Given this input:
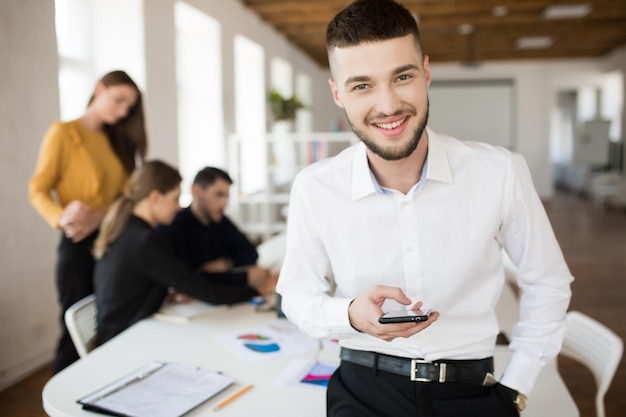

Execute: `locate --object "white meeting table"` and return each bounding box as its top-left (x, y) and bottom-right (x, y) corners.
top-left (43, 303), bottom-right (578, 417)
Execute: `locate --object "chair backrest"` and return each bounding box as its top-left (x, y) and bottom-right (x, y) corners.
top-left (64, 294), bottom-right (98, 358)
top-left (560, 310), bottom-right (623, 417)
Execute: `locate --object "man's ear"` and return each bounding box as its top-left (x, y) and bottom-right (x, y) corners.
top-left (423, 54), bottom-right (431, 88)
top-left (328, 78), bottom-right (344, 108)
top-left (191, 183), bottom-right (203, 199)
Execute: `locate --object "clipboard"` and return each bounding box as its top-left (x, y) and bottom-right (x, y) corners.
top-left (77, 361), bottom-right (234, 417)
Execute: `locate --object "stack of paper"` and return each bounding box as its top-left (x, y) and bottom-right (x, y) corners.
top-left (153, 300), bottom-right (219, 323)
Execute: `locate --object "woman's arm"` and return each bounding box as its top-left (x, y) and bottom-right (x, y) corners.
top-left (59, 200), bottom-right (105, 242)
top-left (28, 123), bottom-right (67, 229)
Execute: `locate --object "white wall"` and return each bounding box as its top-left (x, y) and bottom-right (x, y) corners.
top-left (143, 0), bottom-right (179, 165)
top-left (0, 0), bottom-right (61, 389)
top-left (429, 55), bottom-right (625, 197)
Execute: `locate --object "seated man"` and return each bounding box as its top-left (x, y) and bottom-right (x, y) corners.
top-left (159, 167), bottom-right (264, 286)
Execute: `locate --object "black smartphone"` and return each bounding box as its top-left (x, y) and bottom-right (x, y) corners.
top-left (378, 308), bottom-right (432, 324)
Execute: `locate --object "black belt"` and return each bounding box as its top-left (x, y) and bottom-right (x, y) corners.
top-left (340, 347), bottom-right (496, 386)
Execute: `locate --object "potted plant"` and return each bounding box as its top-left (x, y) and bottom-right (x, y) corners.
top-left (267, 89), bottom-right (306, 122)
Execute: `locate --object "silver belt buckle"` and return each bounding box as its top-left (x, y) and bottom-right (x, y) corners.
top-left (410, 359), bottom-right (446, 382)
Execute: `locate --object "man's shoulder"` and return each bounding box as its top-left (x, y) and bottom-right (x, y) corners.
top-left (171, 207), bottom-right (197, 227)
top-left (295, 142), bottom-right (359, 183)
top-left (435, 132), bottom-right (515, 167)
top-left (156, 208), bottom-right (194, 238)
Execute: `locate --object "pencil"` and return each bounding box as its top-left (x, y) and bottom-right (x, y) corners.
top-left (213, 384), bottom-right (254, 411)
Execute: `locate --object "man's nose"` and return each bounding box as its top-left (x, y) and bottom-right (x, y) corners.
top-left (374, 86), bottom-right (402, 116)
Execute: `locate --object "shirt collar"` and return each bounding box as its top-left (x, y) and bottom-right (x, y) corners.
top-left (351, 127), bottom-right (453, 201)
top-left (425, 127), bottom-right (454, 184)
top-left (351, 143), bottom-right (375, 200)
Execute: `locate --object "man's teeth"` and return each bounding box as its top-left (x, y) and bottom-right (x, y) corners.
top-left (375, 117), bottom-right (406, 129)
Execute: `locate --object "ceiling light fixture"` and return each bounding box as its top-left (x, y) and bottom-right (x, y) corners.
top-left (542, 4), bottom-right (592, 19)
top-left (515, 36), bottom-right (554, 50)
top-left (457, 23), bottom-right (474, 36)
top-left (492, 5), bottom-right (509, 17)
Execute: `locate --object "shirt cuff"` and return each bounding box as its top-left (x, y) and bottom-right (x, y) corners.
top-left (325, 297), bottom-right (360, 335)
top-left (499, 350), bottom-right (544, 395)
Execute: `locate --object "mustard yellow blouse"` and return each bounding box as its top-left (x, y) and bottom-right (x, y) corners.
top-left (29, 120), bottom-right (127, 229)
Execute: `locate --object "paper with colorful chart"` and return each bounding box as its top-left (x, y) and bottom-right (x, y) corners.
top-left (273, 359), bottom-right (339, 390)
top-left (216, 320), bottom-right (319, 362)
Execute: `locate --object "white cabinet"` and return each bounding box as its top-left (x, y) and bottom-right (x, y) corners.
top-left (228, 131), bottom-right (357, 241)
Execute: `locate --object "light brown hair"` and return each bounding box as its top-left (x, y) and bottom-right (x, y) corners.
top-left (93, 160), bottom-right (181, 258)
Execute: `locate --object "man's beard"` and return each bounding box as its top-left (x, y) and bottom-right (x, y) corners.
top-left (197, 201), bottom-right (216, 224)
top-left (347, 101), bottom-right (429, 161)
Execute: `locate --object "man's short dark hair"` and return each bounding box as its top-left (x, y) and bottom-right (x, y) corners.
top-left (193, 167), bottom-right (232, 188)
top-left (326, 0), bottom-right (422, 53)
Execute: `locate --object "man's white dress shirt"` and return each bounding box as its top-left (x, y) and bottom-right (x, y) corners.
top-left (277, 127), bottom-right (573, 395)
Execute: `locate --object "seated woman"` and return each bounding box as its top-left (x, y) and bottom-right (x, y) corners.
top-left (92, 160), bottom-right (276, 345)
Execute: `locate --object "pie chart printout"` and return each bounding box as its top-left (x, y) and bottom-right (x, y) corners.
top-left (238, 333), bottom-right (281, 353)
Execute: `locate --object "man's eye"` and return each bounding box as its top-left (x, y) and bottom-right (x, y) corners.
top-left (353, 84), bottom-right (368, 91)
top-left (397, 74), bottom-right (411, 81)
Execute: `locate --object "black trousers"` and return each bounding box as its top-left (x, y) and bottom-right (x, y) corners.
top-left (52, 231), bottom-right (97, 374)
top-left (327, 361), bottom-right (520, 417)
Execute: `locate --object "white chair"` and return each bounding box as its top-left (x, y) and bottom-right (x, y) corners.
top-left (609, 177), bottom-right (626, 210)
top-left (589, 172), bottom-right (621, 210)
top-left (560, 311), bottom-right (623, 417)
top-left (256, 232), bottom-right (286, 271)
top-left (64, 294), bottom-right (98, 358)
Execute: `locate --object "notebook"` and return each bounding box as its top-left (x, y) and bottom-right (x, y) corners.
top-left (77, 361), bottom-right (234, 417)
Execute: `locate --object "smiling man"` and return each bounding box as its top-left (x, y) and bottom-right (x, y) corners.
top-left (276, 1), bottom-right (573, 416)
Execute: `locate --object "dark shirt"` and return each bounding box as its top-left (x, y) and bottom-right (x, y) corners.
top-left (94, 215), bottom-right (257, 346)
top-left (158, 207), bottom-right (258, 285)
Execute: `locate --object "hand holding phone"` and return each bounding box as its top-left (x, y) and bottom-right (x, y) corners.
top-left (378, 308), bottom-right (433, 324)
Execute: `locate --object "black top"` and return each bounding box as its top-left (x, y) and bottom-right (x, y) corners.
top-left (158, 207), bottom-right (258, 285)
top-left (94, 215), bottom-right (257, 346)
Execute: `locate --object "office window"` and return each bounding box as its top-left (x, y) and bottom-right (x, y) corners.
top-left (577, 87), bottom-right (597, 123)
top-left (295, 73), bottom-right (313, 133)
top-left (601, 71), bottom-right (623, 142)
top-left (55, 0), bottom-right (145, 120)
top-left (234, 35), bottom-right (266, 194)
top-left (269, 57), bottom-right (295, 185)
top-left (55, 0), bottom-right (94, 120)
top-left (551, 91), bottom-right (576, 164)
top-left (270, 57), bottom-right (293, 98)
top-left (91, 0), bottom-right (145, 88)
top-left (175, 2), bottom-right (223, 205)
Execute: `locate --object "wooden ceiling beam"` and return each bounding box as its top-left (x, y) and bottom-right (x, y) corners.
top-left (241, 0), bottom-right (626, 67)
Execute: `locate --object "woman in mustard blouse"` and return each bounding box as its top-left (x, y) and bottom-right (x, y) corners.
top-left (29, 70), bottom-right (147, 373)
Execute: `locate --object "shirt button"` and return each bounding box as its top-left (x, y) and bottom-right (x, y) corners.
top-left (405, 246), bottom-right (414, 252)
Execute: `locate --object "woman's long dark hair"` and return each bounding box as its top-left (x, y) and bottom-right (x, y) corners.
top-left (89, 70), bottom-right (148, 174)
